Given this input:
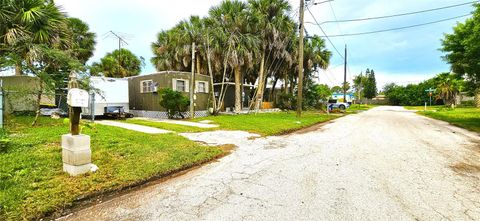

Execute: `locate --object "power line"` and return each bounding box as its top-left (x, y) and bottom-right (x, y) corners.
top-left (318, 1), bottom-right (478, 25)
top-left (306, 6), bottom-right (345, 60)
top-left (326, 1), bottom-right (354, 83)
top-left (318, 14), bottom-right (471, 38)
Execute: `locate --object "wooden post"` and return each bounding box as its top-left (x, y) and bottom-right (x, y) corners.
top-left (68, 72), bottom-right (81, 135)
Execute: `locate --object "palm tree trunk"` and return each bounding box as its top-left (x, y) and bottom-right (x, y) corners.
top-left (255, 50), bottom-right (266, 111)
top-left (204, 40), bottom-right (217, 114)
top-left (196, 55), bottom-right (201, 75)
top-left (234, 67), bottom-right (242, 112)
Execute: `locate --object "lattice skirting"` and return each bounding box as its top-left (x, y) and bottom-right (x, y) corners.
top-left (130, 110), bottom-right (209, 119)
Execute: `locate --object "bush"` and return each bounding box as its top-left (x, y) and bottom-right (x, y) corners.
top-left (158, 88), bottom-right (190, 119)
top-left (276, 92), bottom-right (296, 111)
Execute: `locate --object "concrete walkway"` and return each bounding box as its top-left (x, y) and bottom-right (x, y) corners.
top-left (136, 117), bottom-right (219, 129)
top-left (96, 120), bottom-right (172, 134)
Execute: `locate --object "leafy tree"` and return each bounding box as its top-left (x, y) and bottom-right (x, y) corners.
top-left (353, 72), bottom-right (367, 102)
top-left (363, 69), bottom-right (377, 100)
top-left (90, 49), bottom-right (144, 78)
top-left (158, 88), bottom-right (190, 119)
top-left (331, 86), bottom-right (342, 94)
top-left (315, 84), bottom-right (332, 102)
top-left (441, 3), bottom-right (480, 106)
top-left (382, 74), bottom-right (460, 106)
top-left (342, 81), bottom-right (351, 93)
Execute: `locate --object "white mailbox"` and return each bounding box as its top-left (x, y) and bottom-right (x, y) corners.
top-left (67, 88), bottom-right (89, 107)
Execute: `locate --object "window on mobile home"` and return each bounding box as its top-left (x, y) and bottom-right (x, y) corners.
top-left (141, 80), bottom-right (154, 93)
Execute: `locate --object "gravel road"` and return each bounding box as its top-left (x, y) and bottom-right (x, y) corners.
top-left (61, 106), bottom-right (480, 221)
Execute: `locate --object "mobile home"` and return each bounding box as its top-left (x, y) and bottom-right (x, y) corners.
top-left (82, 77), bottom-right (129, 116)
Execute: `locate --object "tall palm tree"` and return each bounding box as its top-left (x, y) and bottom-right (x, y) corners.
top-left (209, 0), bottom-right (260, 112)
top-left (249, 0), bottom-right (292, 109)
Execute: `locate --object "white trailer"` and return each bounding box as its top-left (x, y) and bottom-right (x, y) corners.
top-left (82, 77), bottom-right (130, 116)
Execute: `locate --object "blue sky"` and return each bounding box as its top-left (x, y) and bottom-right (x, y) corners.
top-left (54, 0), bottom-right (475, 88)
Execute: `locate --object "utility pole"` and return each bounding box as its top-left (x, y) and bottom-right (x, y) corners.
top-left (297, 0), bottom-right (305, 118)
top-left (190, 42), bottom-right (196, 119)
top-left (343, 44), bottom-right (347, 103)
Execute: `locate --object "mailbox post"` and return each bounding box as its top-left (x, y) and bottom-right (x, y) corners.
top-left (62, 72), bottom-right (93, 176)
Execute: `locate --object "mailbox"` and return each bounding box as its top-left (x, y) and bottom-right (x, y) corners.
top-left (67, 88), bottom-right (89, 107)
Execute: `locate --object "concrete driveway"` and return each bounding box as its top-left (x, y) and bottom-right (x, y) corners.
top-left (61, 106), bottom-right (480, 221)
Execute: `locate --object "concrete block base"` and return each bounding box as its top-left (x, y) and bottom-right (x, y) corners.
top-left (62, 134), bottom-right (92, 176)
top-left (63, 163), bottom-right (92, 176)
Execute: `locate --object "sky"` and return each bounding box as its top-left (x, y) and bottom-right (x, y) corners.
top-left (53, 0), bottom-right (475, 89)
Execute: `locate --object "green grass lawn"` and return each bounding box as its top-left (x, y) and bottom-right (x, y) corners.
top-left (405, 106), bottom-right (480, 133)
top-left (126, 119), bottom-right (212, 133)
top-left (0, 116), bottom-right (223, 221)
top-left (191, 111), bottom-right (340, 136)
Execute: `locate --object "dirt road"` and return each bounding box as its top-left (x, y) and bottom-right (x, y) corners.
top-left (61, 106), bottom-right (480, 220)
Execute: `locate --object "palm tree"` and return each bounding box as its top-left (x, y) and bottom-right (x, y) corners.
top-left (209, 0), bottom-right (260, 112)
top-left (0, 0), bottom-right (69, 75)
top-left (435, 73), bottom-right (464, 107)
top-left (66, 17), bottom-right (96, 64)
top-left (248, 0), bottom-right (292, 109)
top-left (90, 49), bottom-right (143, 78)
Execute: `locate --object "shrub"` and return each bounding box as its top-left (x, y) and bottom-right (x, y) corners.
top-left (276, 92), bottom-right (296, 111)
top-left (158, 88), bottom-right (190, 119)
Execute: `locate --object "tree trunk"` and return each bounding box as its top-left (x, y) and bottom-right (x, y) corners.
top-left (254, 50), bottom-right (266, 111)
top-left (31, 83), bottom-right (43, 126)
top-left (15, 64), bottom-right (22, 76)
top-left (204, 41), bottom-right (217, 115)
top-left (196, 55), bottom-right (201, 75)
top-left (475, 89), bottom-right (480, 107)
top-left (289, 76), bottom-right (295, 94)
top-left (234, 67), bottom-right (242, 112)
top-left (269, 78), bottom-right (278, 102)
